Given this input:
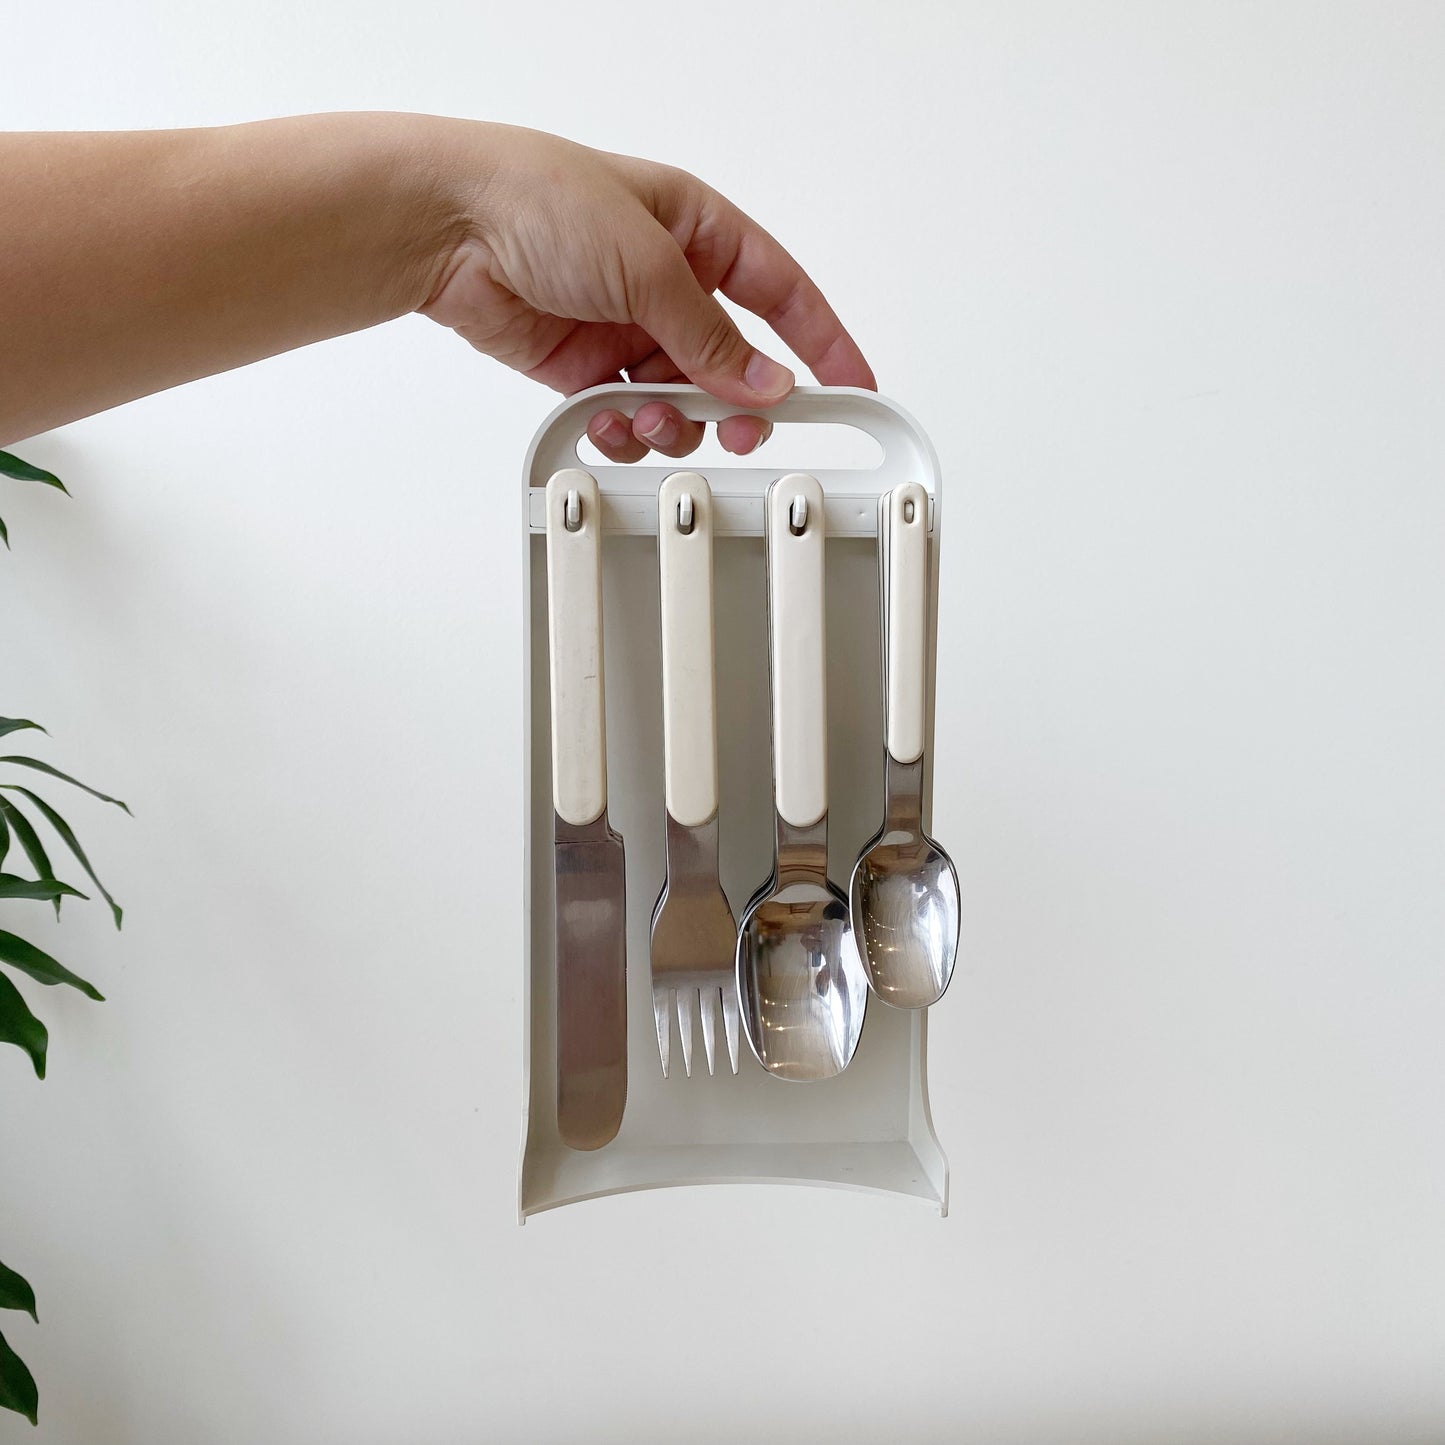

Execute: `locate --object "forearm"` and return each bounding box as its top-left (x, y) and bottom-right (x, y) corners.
top-left (0, 113), bottom-right (468, 446)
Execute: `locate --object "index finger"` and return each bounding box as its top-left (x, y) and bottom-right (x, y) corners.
top-left (681, 189), bottom-right (877, 392)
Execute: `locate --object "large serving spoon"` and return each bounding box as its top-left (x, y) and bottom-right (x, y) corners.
top-left (849, 481), bottom-right (960, 1009)
top-left (736, 475), bottom-right (869, 1081)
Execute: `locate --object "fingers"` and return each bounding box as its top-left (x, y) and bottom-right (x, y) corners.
top-left (586, 403), bottom-right (773, 462)
top-left (587, 408), bottom-right (648, 463)
top-left (631, 227), bottom-right (796, 409)
top-left (724, 226), bottom-right (876, 390)
top-left (629, 401), bottom-right (705, 457)
top-left (557, 329), bottom-right (773, 461)
top-left (717, 414), bottom-right (772, 454)
top-left (657, 182), bottom-right (877, 392)
top-left (589, 342), bottom-right (770, 460)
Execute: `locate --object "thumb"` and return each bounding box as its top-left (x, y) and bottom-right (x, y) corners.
top-left (633, 236), bottom-right (794, 407)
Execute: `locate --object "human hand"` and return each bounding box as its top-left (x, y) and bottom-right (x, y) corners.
top-left (418, 123), bottom-right (875, 461)
top-left (0, 114), bottom-right (871, 450)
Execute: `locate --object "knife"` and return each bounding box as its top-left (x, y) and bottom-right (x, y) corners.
top-left (545, 468), bottom-right (627, 1151)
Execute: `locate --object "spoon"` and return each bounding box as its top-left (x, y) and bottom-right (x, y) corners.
top-left (737, 475), bottom-right (868, 1081)
top-left (849, 482), bottom-right (960, 1009)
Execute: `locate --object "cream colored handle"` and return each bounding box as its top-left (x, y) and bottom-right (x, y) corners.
top-left (657, 473), bottom-right (718, 828)
top-left (766, 473), bottom-right (828, 829)
top-left (884, 482), bottom-right (929, 764)
top-left (545, 469), bottom-right (607, 825)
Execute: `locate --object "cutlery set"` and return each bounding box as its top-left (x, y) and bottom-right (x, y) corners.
top-left (545, 459), bottom-right (960, 1153)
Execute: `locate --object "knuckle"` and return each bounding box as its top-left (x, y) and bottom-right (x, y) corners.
top-left (616, 234), bottom-right (675, 321)
top-left (692, 309), bottom-right (745, 374)
top-left (657, 163), bottom-right (701, 206)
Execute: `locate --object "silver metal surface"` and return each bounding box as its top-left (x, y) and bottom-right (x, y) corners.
top-left (736, 479), bottom-right (868, 1081)
top-left (848, 754), bottom-right (960, 1009)
top-left (848, 488), bottom-right (960, 1009)
top-left (649, 813), bottom-right (739, 1077)
top-left (736, 815), bottom-right (869, 1081)
top-left (553, 811), bottom-right (627, 1149)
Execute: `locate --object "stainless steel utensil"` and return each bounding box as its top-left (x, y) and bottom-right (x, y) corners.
top-left (546, 468), bottom-right (627, 1150)
top-left (649, 472), bottom-right (739, 1077)
top-left (849, 481), bottom-right (960, 1009)
top-left (736, 474), bottom-right (868, 1081)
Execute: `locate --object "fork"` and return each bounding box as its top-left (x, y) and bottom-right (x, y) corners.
top-left (648, 472), bottom-right (740, 1076)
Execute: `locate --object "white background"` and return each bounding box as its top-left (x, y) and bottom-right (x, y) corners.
top-left (3, 3), bottom-right (1444, 1441)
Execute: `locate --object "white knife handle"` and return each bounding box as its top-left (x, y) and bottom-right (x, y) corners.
top-left (884, 481), bottom-right (929, 764)
top-left (657, 472), bottom-right (718, 828)
top-left (766, 474), bottom-right (828, 829)
top-left (545, 469), bottom-right (607, 826)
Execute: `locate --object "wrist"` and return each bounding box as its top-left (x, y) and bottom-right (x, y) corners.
top-left (225, 112), bottom-right (485, 321)
top-left (369, 113), bottom-right (508, 314)
top-left (331, 112), bottom-right (483, 317)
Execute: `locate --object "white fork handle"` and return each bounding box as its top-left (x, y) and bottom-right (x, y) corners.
top-left (884, 481), bottom-right (929, 765)
top-left (546, 469), bottom-right (607, 826)
top-left (766, 473), bottom-right (828, 829)
top-left (657, 472), bottom-right (718, 828)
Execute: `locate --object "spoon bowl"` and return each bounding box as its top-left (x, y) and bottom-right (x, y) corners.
top-left (737, 827), bottom-right (869, 1081)
top-left (849, 756), bottom-right (960, 1009)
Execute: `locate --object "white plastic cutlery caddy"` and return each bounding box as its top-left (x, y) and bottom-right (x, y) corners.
top-left (520, 384), bottom-right (951, 1219)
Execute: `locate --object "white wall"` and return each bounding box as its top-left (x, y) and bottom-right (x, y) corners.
top-left (3, 3), bottom-right (1444, 1441)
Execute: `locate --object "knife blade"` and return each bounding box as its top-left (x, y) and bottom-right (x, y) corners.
top-left (545, 468), bottom-right (627, 1150)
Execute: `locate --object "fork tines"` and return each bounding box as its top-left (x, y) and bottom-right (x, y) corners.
top-left (652, 983), bottom-right (740, 1078)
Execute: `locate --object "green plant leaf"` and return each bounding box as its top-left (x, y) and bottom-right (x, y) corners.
top-left (0, 759), bottom-right (130, 814)
top-left (0, 800), bottom-right (59, 920)
top-left (0, 809), bottom-right (7, 871)
top-left (0, 1261), bottom-right (37, 1322)
top-left (0, 789), bottom-right (121, 929)
top-left (0, 515), bottom-right (8, 549)
top-left (0, 1323), bottom-right (38, 1425)
top-left (0, 722), bottom-right (47, 740)
top-left (0, 876), bottom-right (86, 902)
top-left (0, 449), bottom-right (67, 492)
top-left (0, 971), bottom-right (47, 1079)
top-left (0, 931), bottom-right (103, 1001)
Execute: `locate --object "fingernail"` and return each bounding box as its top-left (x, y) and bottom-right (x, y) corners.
top-left (744, 352), bottom-right (794, 398)
top-left (593, 414), bottom-right (626, 445)
top-left (721, 419), bottom-right (772, 455)
top-left (640, 416), bottom-right (677, 447)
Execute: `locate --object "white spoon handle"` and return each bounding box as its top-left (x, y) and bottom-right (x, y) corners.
top-left (884, 481), bottom-right (929, 765)
top-left (766, 473), bottom-right (828, 829)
